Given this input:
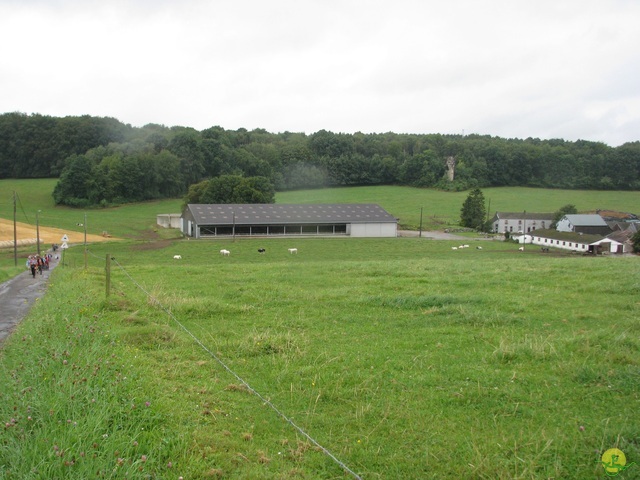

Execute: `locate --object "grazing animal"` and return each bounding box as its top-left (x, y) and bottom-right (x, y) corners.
top-left (173, 255), bottom-right (182, 260)
top-left (258, 248), bottom-right (266, 254)
top-left (518, 247), bottom-right (524, 251)
top-left (463, 245), bottom-right (469, 248)
top-left (451, 247), bottom-right (458, 250)
top-left (220, 249), bottom-right (231, 256)
top-left (288, 248), bottom-right (298, 254)
top-left (476, 246), bottom-right (482, 250)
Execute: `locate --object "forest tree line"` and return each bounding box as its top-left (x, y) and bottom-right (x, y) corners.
top-left (1, 112), bottom-right (639, 207)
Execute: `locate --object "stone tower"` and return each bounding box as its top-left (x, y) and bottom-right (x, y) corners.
top-left (446, 156), bottom-right (456, 182)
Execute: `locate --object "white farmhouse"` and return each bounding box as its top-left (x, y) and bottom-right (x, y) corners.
top-left (490, 212), bottom-right (554, 234)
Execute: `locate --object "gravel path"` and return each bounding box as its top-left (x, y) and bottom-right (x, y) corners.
top-left (0, 254), bottom-right (59, 345)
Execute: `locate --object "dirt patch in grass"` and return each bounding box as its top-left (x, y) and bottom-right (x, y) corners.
top-left (130, 238), bottom-right (177, 251)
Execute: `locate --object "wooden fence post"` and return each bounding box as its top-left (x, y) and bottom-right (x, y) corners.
top-left (106, 254), bottom-right (111, 298)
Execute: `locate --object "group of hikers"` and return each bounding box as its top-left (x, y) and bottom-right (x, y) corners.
top-left (26, 253), bottom-right (52, 278)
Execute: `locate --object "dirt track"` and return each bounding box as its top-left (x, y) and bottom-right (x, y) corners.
top-left (0, 218), bottom-right (116, 247)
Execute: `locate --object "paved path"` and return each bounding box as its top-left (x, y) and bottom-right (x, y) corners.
top-left (0, 255), bottom-right (59, 345)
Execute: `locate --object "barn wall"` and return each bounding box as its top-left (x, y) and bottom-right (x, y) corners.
top-left (350, 223), bottom-right (397, 237)
top-left (157, 214), bottom-right (182, 229)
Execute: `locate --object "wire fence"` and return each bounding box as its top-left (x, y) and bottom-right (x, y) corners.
top-left (86, 248), bottom-right (363, 480)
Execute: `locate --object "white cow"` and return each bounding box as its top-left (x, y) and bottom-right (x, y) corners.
top-left (288, 248), bottom-right (298, 254)
top-left (518, 247), bottom-right (524, 251)
top-left (476, 246), bottom-right (483, 250)
top-left (451, 247), bottom-right (458, 250)
top-left (220, 249), bottom-right (231, 256)
top-left (173, 255), bottom-right (182, 260)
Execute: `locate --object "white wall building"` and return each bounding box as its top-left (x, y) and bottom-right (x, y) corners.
top-left (180, 204), bottom-right (398, 239)
top-left (490, 212), bottom-right (554, 234)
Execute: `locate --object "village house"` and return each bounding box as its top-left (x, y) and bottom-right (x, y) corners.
top-left (490, 212), bottom-right (554, 234)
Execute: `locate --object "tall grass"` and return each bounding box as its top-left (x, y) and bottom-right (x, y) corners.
top-left (1, 237), bottom-right (638, 478)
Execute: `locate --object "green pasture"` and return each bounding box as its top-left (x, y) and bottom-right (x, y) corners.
top-left (276, 186), bottom-right (640, 230)
top-left (1, 236), bottom-right (638, 478)
top-left (1, 180), bottom-right (639, 239)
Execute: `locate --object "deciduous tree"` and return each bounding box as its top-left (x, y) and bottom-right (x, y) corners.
top-left (460, 188), bottom-right (486, 230)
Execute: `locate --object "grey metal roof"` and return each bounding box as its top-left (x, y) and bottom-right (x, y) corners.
top-left (563, 214), bottom-right (608, 226)
top-left (184, 204), bottom-right (398, 225)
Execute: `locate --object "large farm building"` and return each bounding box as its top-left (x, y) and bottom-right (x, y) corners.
top-left (180, 204), bottom-right (398, 238)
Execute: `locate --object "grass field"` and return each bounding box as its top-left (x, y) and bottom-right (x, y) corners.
top-left (1, 235), bottom-right (639, 478)
top-left (0, 180), bottom-right (639, 478)
top-left (1, 179), bottom-right (639, 237)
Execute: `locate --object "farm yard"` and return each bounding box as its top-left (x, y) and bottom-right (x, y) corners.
top-left (0, 180), bottom-right (639, 478)
top-left (1, 235), bottom-right (638, 479)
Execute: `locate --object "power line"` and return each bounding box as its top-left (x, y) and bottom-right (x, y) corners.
top-left (102, 253), bottom-right (363, 480)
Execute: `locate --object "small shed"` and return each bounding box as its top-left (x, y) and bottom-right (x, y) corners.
top-left (181, 203), bottom-right (398, 239)
top-left (156, 214), bottom-right (182, 229)
top-left (591, 230), bottom-right (634, 254)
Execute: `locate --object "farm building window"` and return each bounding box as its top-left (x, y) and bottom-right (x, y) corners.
top-left (269, 225), bottom-right (285, 235)
top-left (285, 225), bottom-right (303, 234)
top-left (302, 225), bottom-right (318, 234)
top-left (216, 226), bottom-right (233, 235)
top-left (200, 226), bottom-right (216, 235)
top-left (318, 225), bottom-right (335, 234)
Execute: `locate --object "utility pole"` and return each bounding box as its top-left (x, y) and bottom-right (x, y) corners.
top-left (77, 213), bottom-right (88, 268)
top-left (36, 210), bottom-right (41, 257)
top-left (523, 210), bottom-right (526, 251)
top-left (82, 213), bottom-right (87, 269)
top-left (13, 191), bottom-right (17, 267)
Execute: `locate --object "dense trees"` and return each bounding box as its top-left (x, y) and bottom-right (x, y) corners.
top-left (0, 113), bottom-right (130, 178)
top-left (183, 175), bottom-right (275, 205)
top-left (1, 113), bottom-right (639, 208)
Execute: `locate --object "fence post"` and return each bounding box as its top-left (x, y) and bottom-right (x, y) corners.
top-left (106, 254), bottom-right (111, 298)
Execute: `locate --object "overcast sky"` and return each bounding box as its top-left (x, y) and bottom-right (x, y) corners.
top-left (2, 0), bottom-right (639, 146)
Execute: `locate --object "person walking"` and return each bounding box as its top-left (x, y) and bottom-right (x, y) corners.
top-left (28, 255), bottom-right (37, 278)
